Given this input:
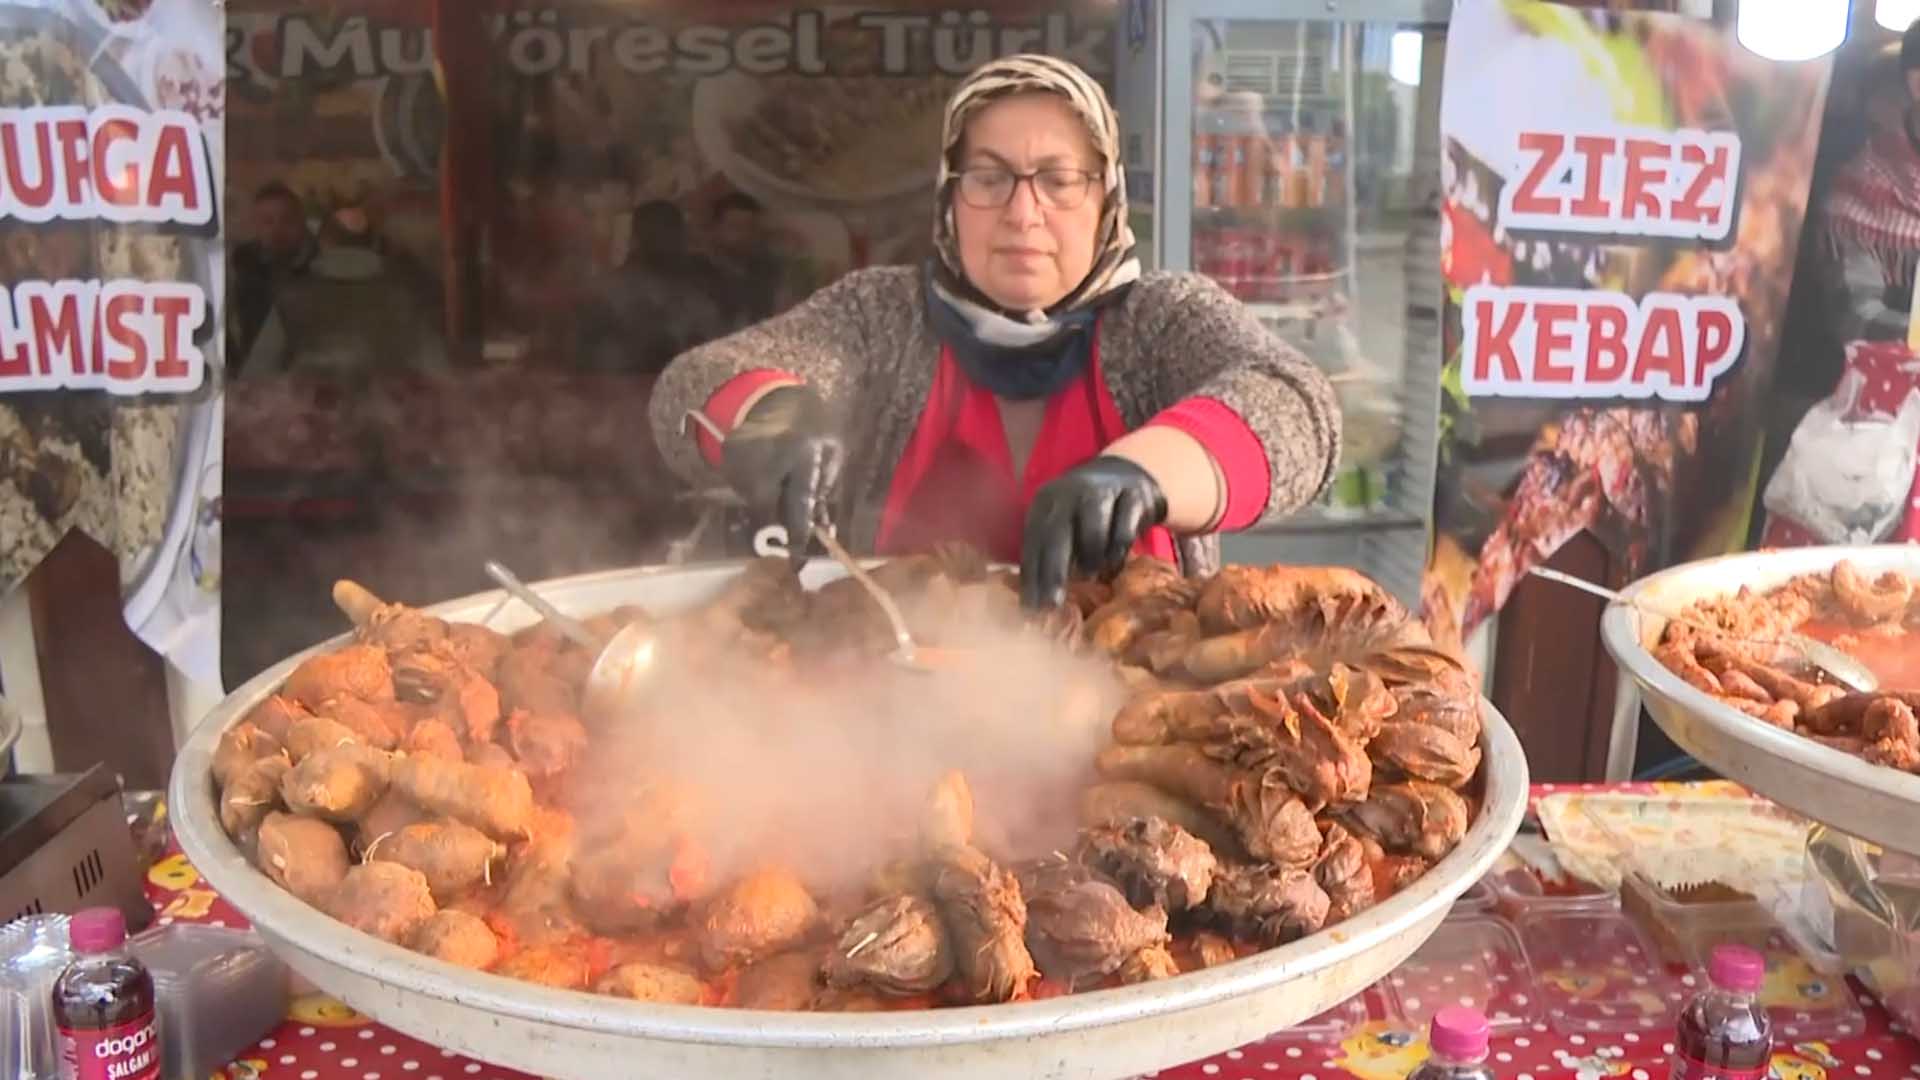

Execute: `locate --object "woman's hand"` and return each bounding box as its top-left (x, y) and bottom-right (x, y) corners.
top-left (720, 385), bottom-right (844, 566)
top-left (1020, 456), bottom-right (1167, 609)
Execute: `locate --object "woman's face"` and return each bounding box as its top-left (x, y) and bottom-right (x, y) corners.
top-left (953, 93), bottom-right (1105, 313)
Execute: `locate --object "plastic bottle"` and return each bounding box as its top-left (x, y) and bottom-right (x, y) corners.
top-left (1669, 945), bottom-right (1772, 1080)
top-left (1408, 1006), bottom-right (1496, 1080)
top-left (53, 907), bottom-right (161, 1080)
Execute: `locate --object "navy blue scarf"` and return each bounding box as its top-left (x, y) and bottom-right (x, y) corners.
top-left (922, 269), bottom-right (1112, 401)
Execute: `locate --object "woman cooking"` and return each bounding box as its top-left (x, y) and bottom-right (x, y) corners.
top-left (649, 55), bottom-right (1341, 608)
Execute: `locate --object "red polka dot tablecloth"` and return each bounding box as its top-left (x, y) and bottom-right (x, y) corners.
top-left (147, 783), bottom-right (1920, 1080)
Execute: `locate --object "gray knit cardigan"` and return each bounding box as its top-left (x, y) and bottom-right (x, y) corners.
top-left (647, 266), bottom-right (1342, 572)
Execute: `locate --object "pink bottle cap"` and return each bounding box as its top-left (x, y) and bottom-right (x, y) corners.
top-left (68, 907), bottom-right (128, 954)
top-left (1430, 1005), bottom-right (1491, 1060)
top-left (1708, 945), bottom-right (1766, 992)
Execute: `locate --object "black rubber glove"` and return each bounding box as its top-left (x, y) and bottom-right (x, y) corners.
top-left (719, 384), bottom-right (843, 567)
top-left (1020, 456), bottom-right (1168, 610)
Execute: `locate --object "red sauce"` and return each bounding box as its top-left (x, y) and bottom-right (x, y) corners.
top-left (1797, 619), bottom-right (1920, 689)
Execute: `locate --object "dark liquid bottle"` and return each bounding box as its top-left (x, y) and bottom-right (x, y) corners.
top-left (52, 907), bottom-right (161, 1080)
top-left (1670, 945), bottom-right (1771, 1080)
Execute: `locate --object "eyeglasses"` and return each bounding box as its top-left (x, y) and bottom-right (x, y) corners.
top-left (954, 167), bottom-right (1100, 211)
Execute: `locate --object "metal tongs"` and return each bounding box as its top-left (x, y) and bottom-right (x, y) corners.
top-left (482, 560), bottom-right (663, 721)
top-left (1528, 566), bottom-right (1879, 694)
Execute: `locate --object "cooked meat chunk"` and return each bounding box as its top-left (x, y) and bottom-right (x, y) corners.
top-left (736, 950), bottom-right (824, 1011)
top-left (284, 644), bottom-right (393, 708)
top-left (1312, 822), bottom-right (1375, 921)
top-left (825, 894), bottom-right (952, 996)
top-left (1204, 862), bottom-right (1331, 947)
top-left (323, 862), bottom-right (436, 945)
top-left (507, 710), bottom-right (588, 779)
top-left (1077, 816), bottom-right (1217, 912)
top-left (1337, 782), bottom-right (1470, 861)
top-left (594, 962), bottom-right (705, 1004)
top-left (409, 910), bottom-right (499, 970)
top-left (1022, 873), bottom-right (1170, 988)
top-left (256, 811), bottom-right (348, 906)
top-left (695, 868), bottom-right (820, 970)
top-left (927, 845), bottom-right (1036, 1003)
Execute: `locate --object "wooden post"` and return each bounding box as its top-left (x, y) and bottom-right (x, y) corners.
top-left (434, 0), bottom-right (495, 366)
top-left (25, 530), bottom-right (174, 792)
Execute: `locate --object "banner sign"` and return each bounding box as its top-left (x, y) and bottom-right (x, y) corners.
top-left (1423, 0), bottom-right (1830, 639)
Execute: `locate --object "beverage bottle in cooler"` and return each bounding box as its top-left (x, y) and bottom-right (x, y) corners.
top-left (1407, 1006), bottom-right (1496, 1080)
top-left (1194, 120), bottom-right (1216, 209)
top-left (1271, 121), bottom-right (1299, 208)
top-left (53, 907), bottom-right (161, 1080)
top-left (1669, 945), bottom-right (1772, 1080)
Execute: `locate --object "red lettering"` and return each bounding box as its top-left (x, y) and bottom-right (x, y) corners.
top-left (1532, 302), bottom-right (1578, 383)
top-left (1510, 132), bottom-right (1565, 216)
top-left (102, 293), bottom-right (146, 382)
top-left (1632, 306), bottom-right (1687, 388)
top-left (1674, 142), bottom-right (1730, 226)
top-left (91, 117), bottom-right (139, 207)
top-left (1693, 306), bottom-right (1737, 385)
top-left (146, 124), bottom-right (199, 215)
top-left (27, 290), bottom-right (84, 376)
top-left (1586, 305), bottom-right (1631, 382)
top-left (1472, 298), bottom-right (1527, 384)
top-left (0, 120), bottom-right (54, 210)
top-left (1568, 135), bottom-right (1614, 219)
top-left (152, 293), bottom-right (195, 380)
top-left (1621, 138), bottom-right (1668, 223)
top-left (53, 118), bottom-right (88, 206)
top-left (0, 314), bottom-right (26, 379)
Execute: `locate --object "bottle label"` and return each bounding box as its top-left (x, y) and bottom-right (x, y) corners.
top-left (1669, 1054), bottom-right (1768, 1080)
top-left (58, 1014), bottom-right (162, 1080)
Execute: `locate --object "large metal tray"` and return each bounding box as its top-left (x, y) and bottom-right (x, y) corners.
top-left (170, 560), bottom-right (1529, 1080)
top-left (1602, 544), bottom-right (1920, 856)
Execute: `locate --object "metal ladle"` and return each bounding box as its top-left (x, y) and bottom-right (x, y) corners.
top-left (482, 560), bottom-right (665, 721)
top-left (1528, 566), bottom-right (1879, 694)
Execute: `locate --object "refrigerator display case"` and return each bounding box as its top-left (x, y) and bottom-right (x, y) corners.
top-left (1116, 0), bottom-right (1450, 605)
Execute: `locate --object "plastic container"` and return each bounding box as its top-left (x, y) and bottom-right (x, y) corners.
top-left (1382, 915), bottom-right (1539, 1034)
top-left (1620, 873), bottom-right (1775, 967)
top-left (1671, 945), bottom-right (1772, 1080)
top-left (133, 924), bottom-right (291, 1080)
top-left (1259, 992), bottom-right (1370, 1046)
top-left (1515, 909), bottom-right (1684, 1035)
top-left (1486, 853), bottom-right (1619, 916)
top-left (1452, 876), bottom-right (1498, 915)
top-left (0, 917), bottom-right (287, 1080)
top-left (1731, 931), bottom-right (1863, 1041)
top-left (1407, 1006), bottom-right (1497, 1080)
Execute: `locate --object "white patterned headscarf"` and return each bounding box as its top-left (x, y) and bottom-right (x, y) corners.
top-left (931, 54), bottom-right (1141, 326)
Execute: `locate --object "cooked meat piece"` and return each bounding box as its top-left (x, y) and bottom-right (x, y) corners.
top-left (390, 648), bottom-right (504, 743)
top-left (1337, 782), bottom-right (1470, 861)
top-left (1392, 686), bottom-right (1482, 745)
top-left (921, 769), bottom-right (976, 852)
top-left (256, 811), bottom-right (348, 906)
top-left (1833, 559), bottom-right (1913, 623)
top-left (1204, 862), bottom-right (1330, 946)
top-left (1118, 944), bottom-right (1181, 983)
top-left (696, 868), bottom-right (820, 970)
top-left (1312, 822), bottom-right (1375, 920)
top-left (494, 943), bottom-right (593, 991)
top-left (1095, 745), bottom-right (1318, 865)
top-left (1285, 664), bottom-right (1399, 742)
top-left (467, 740), bottom-right (517, 769)
top-left (1188, 930), bottom-right (1239, 969)
top-left (737, 950), bottom-right (824, 1011)
top-left (824, 894), bottom-right (952, 996)
top-left (507, 710), bottom-right (588, 779)
top-left (493, 834), bottom-right (584, 948)
top-left (1864, 698), bottom-right (1920, 770)
top-left (928, 844), bottom-right (1037, 1003)
top-left (1023, 875), bottom-right (1170, 988)
top-left (444, 622), bottom-right (511, 679)
top-left (214, 722), bottom-right (284, 790)
top-left (1066, 578), bottom-right (1113, 617)
top-left (313, 695), bottom-right (404, 750)
top-left (280, 744), bottom-right (392, 822)
top-left (1369, 721), bottom-right (1482, 786)
top-left (323, 862), bottom-right (436, 945)
top-left (219, 753), bottom-right (290, 842)
top-left (367, 820), bottom-right (503, 904)
top-left (390, 757), bottom-right (534, 839)
top-left (1076, 816), bottom-right (1217, 912)
top-left (1249, 690), bottom-right (1372, 810)
top-left (594, 962), bottom-right (706, 1004)
top-left (284, 644), bottom-right (394, 709)
top-left (239, 694), bottom-right (310, 743)
top-left (569, 833), bottom-right (708, 934)
top-left (354, 791), bottom-right (428, 855)
top-left (1110, 676), bottom-right (1290, 745)
top-left (409, 910), bottom-right (499, 970)
top-left (496, 647), bottom-right (580, 717)
top-left (284, 714), bottom-right (362, 762)
top-left (1086, 592), bottom-right (1194, 659)
top-left (1079, 781), bottom-right (1245, 858)
top-left (401, 717), bottom-right (465, 763)
top-left (1698, 647), bottom-right (1847, 712)
top-left (1195, 564), bottom-right (1389, 633)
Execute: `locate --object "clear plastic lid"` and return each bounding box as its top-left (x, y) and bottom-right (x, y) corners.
top-left (1515, 909), bottom-right (1684, 1034)
top-left (1486, 851), bottom-right (1618, 911)
top-left (1453, 875), bottom-right (1498, 914)
top-left (1259, 992), bottom-right (1371, 1046)
top-left (1383, 914), bottom-right (1540, 1033)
